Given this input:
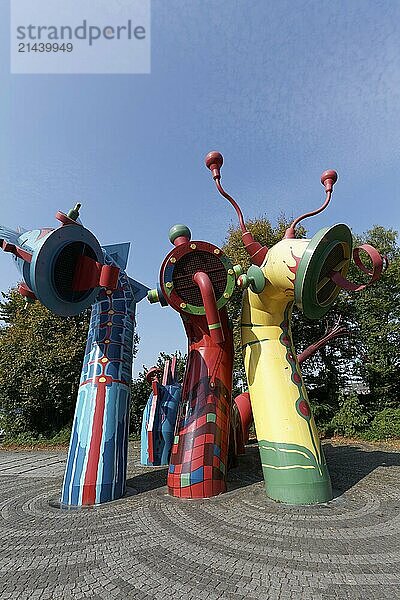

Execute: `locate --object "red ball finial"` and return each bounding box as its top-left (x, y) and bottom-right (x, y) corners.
top-left (145, 367), bottom-right (162, 385)
top-left (320, 169), bottom-right (338, 192)
top-left (205, 151), bottom-right (223, 180)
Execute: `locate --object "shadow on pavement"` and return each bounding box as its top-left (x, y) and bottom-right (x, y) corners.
top-left (324, 442), bottom-right (400, 493)
top-left (126, 441), bottom-right (400, 497)
top-left (127, 467), bottom-right (168, 493)
top-left (126, 443), bottom-right (264, 495)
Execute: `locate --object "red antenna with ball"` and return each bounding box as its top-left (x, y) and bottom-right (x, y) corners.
top-left (284, 170), bottom-right (338, 239)
top-left (205, 151), bottom-right (268, 267)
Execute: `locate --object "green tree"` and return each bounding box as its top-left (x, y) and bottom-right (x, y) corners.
top-left (364, 408), bottom-right (400, 440)
top-left (347, 226), bottom-right (400, 409)
top-left (0, 290), bottom-right (91, 436)
top-left (331, 392), bottom-right (369, 437)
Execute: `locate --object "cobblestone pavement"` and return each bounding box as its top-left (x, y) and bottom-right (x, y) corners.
top-left (0, 451), bottom-right (66, 478)
top-left (0, 441), bottom-right (399, 600)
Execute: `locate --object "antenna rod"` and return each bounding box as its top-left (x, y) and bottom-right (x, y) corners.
top-left (285, 170), bottom-right (338, 239)
top-left (205, 151), bottom-right (268, 266)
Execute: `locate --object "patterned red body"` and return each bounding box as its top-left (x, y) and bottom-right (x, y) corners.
top-left (167, 310), bottom-right (233, 498)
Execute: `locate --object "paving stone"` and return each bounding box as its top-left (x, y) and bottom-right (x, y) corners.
top-left (0, 441), bottom-right (399, 598)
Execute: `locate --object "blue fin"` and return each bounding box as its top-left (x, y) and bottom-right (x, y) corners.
top-left (0, 225), bottom-right (19, 245)
top-left (128, 278), bottom-right (149, 303)
top-left (102, 243), bottom-right (131, 270)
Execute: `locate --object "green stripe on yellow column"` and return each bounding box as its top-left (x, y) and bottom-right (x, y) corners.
top-left (259, 439), bottom-right (332, 504)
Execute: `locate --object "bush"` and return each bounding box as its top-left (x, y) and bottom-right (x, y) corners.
top-left (309, 397), bottom-right (336, 426)
top-left (0, 426), bottom-right (71, 447)
top-left (331, 392), bottom-right (369, 437)
top-left (363, 408), bottom-right (400, 441)
top-left (308, 397), bottom-right (335, 438)
top-left (0, 291), bottom-right (90, 437)
top-left (317, 421), bottom-right (335, 439)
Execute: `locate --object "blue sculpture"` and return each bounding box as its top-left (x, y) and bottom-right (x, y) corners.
top-left (140, 358), bottom-right (181, 466)
top-left (0, 205), bottom-right (148, 506)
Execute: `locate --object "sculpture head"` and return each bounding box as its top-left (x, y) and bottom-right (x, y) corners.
top-left (0, 205), bottom-right (120, 316)
top-left (147, 224), bottom-right (242, 342)
top-left (205, 151), bottom-right (385, 317)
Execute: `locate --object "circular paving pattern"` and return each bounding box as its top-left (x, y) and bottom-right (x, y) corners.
top-left (0, 442), bottom-right (399, 599)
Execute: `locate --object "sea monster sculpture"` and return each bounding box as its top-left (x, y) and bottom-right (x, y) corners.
top-left (0, 204), bottom-right (148, 506)
top-left (140, 357), bottom-right (182, 466)
top-left (148, 224), bottom-right (242, 498)
top-left (139, 320), bottom-right (349, 467)
top-left (231, 318), bottom-right (349, 456)
top-left (205, 152), bottom-right (385, 504)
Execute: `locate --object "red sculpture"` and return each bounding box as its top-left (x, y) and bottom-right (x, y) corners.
top-left (148, 224), bottom-right (241, 498)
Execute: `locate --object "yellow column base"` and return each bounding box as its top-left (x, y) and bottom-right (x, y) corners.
top-left (242, 290), bottom-right (332, 505)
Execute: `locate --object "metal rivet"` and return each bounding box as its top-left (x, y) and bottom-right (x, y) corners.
top-left (166, 282), bottom-right (173, 288)
top-left (224, 293), bottom-right (229, 298)
top-left (170, 257), bottom-right (176, 263)
top-left (99, 377), bottom-right (106, 383)
top-left (107, 321), bottom-right (112, 326)
top-left (214, 248), bottom-right (220, 254)
top-left (180, 302), bottom-right (187, 308)
top-left (228, 269), bottom-right (234, 275)
top-left (190, 243), bottom-right (196, 250)
top-left (101, 357), bottom-right (108, 363)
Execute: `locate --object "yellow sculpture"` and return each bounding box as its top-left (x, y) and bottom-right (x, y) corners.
top-left (205, 151), bottom-right (384, 504)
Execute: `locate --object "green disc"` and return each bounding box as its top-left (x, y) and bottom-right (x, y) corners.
top-left (294, 223), bottom-right (353, 320)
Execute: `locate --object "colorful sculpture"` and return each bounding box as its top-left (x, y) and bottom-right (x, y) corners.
top-left (0, 206), bottom-right (148, 506)
top-left (0, 205), bottom-right (117, 316)
top-left (148, 225), bottom-right (242, 498)
top-left (139, 321), bottom-right (347, 468)
top-left (231, 319), bottom-right (349, 456)
top-left (205, 151), bottom-right (385, 504)
top-left (140, 358), bottom-right (182, 466)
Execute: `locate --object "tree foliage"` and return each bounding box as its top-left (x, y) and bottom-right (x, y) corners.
top-left (0, 290), bottom-right (91, 436)
top-left (349, 226), bottom-right (400, 409)
top-left (331, 392), bottom-right (369, 437)
top-left (363, 408), bottom-right (400, 440)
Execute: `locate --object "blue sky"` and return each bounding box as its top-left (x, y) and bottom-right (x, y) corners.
top-left (1, 0), bottom-right (399, 375)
